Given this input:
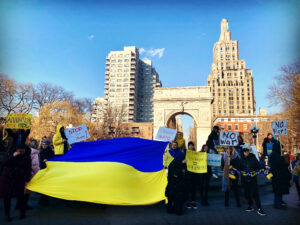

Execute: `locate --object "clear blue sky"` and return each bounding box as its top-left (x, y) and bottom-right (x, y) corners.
top-left (1, 0), bottom-right (299, 116)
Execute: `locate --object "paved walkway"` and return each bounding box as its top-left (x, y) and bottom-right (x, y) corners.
top-left (0, 176), bottom-right (299, 225)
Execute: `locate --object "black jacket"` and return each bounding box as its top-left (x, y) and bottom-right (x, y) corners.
top-left (206, 130), bottom-right (219, 150)
top-left (238, 153), bottom-right (260, 182)
top-left (39, 147), bottom-right (55, 169)
top-left (262, 137), bottom-right (276, 156)
top-left (269, 141), bottom-right (291, 194)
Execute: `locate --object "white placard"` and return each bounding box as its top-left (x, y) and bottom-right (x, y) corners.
top-left (250, 145), bottom-right (259, 161)
top-left (272, 120), bottom-right (287, 135)
top-left (219, 131), bottom-right (239, 146)
top-left (155, 127), bottom-right (177, 142)
top-left (207, 153), bottom-right (222, 167)
top-left (64, 124), bottom-right (90, 145)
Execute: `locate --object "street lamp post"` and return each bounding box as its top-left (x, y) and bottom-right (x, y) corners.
top-left (250, 124), bottom-right (260, 147)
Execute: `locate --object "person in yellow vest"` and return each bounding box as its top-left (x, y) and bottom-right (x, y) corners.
top-left (175, 132), bottom-right (186, 153)
top-left (53, 125), bottom-right (69, 155)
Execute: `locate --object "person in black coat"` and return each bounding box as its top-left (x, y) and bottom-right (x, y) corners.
top-left (221, 146), bottom-right (241, 207)
top-left (165, 159), bottom-right (186, 215)
top-left (0, 143), bottom-right (31, 222)
top-left (269, 140), bottom-right (291, 209)
top-left (206, 126), bottom-right (220, 178)
top-left (38, 140), bottom-right (55, 205)
top-left (238, 145), bottom-right (266, 216)
top-left (199, 144), bottom-right (212, 206)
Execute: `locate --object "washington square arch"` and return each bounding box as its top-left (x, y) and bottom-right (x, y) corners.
top-left (153, 86), bottom-right (213, 150)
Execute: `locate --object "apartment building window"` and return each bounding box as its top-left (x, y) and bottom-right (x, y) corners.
top-left (243, 124), bottom-right (247, 131)
top-left (221, 124), bottom-right (225, 131)
top-left (235, 124), bottom-right (239, 131)
top-left (228, 125), bottom-right (232, 131)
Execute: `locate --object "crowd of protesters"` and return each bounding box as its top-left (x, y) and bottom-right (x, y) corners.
top-left (0, 125), bottom-right (68, 222)
top-left (164, 126), bottom-right (300, 216)
top-left (0, 124), bottom-right (299, 221)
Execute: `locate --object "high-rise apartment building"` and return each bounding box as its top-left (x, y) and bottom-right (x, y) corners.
top-left (207, 19), bottom-right (256, 119)
top-left (136, 59), bottom-right (162, 122)
top-left (104, 46), bottom-right (161, 122)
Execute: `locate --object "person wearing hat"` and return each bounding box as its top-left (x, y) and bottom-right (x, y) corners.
top-left (238, 144), bottom-right (266, 216)
top-left (38, 140), bottom-right (55, 205)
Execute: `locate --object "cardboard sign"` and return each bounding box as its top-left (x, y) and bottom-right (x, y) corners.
top-left (5, 113), bottom-right (32, 129)
top-left (207, 153), bottom-right (222, 167)
top-left (155, 127), bottom-right (177, 142)
top-left (186, 150), bottom-right (207, 173)
top-left (219, 131), bottom-right (239, 146)
top-left (272, 120), bottom-right (287, 135)
top-left (65, 124), bottom-right (90, 145)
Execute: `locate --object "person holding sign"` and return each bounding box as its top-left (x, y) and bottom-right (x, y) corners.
top-left (238, 145), bottom-right (266, 216)
top-left (53, 125), bottom-right (69, 155)
top-left (199, 144), bottom-right (212, 206)
top-left (221, 146), bottom-right (241, 208)
top-left (206, 126), bottom-right (220, 179)
top-left (185, 141), bottom-right (199, 209)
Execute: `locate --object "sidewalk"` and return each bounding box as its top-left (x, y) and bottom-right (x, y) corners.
top-left (0, 176), bottom-right (299, 225)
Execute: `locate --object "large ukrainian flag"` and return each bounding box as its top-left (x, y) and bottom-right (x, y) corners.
top-left (27, 137), bottom-right (169, 205)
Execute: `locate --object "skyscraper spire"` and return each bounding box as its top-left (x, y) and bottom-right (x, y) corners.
top-left (219, 18), bottom-right (231, 41)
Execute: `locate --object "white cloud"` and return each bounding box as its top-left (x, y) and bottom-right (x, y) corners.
top-left (139, 48), bottom-right (145, 54)
top-left (139, 48), bottom-right (165, 59)
top-left (88, 35), bottom-right (95, 40)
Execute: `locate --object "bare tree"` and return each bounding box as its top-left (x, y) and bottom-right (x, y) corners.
top-left (33, 82), bottom-right (74, 109)
top-left (0, 74), bottom-right (35, 117)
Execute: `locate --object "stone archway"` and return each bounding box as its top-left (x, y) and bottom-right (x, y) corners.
top-left (153, 86), bottom-right (213, 150)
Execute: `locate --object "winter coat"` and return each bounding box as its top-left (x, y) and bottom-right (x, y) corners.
top-left (53, 125), bottom-right (68, 155)
top-left (269, 141), bottom-right (291, 195)
top-left (206, 130), bottom-right (219, 150)
top-left (238, 153), bottom-right (260, 182)
top-left (39, 146), bottom-right (55, 169)
top-left (292, 160), bottom-right (299, 183)
top-left (262, 137), bottom-right (276, 156)
top-left (0, 145), bottom-right (32, 198)
top-left (30, 148), bottom-right (40, 178)
top-left (165, 159), bottom-right (186, 203)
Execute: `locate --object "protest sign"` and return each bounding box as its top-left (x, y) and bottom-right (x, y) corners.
top-left (207, 153), bottom-right (222, 167)
top-left (155, 127), bottom-right (177, 142)
top-left (64, 124), bottom-right (90, 145)
top-left (272, 120), bottom-right (287, 135)
top-left (5, 113), bottom-right (32, 129)
top-left (250, 145), bottom-right (259, 161)
top-left (219, 131), bottom-right (239, 146)
top-left (186, 150), bottom-right (207, 173)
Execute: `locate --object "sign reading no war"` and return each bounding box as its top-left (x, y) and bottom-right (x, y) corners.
top-left (272, 120), bottom-right (287, 135)
top-left (65, 124), bottom-right (90, 145)
top-left (155, 127), bottom-right (177, 142)
top-left (220, 131), bottom-right (239, 146)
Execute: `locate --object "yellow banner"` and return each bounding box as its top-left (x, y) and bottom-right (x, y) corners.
top-left (186, 150), bottom-right (207, 173)
top-left (5, 113), bottom-right (32, 129)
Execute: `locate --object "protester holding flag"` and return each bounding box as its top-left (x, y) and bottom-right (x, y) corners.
top-left (168, 141), bottom-right (185, 162)
top-left (221, 146), bottom-right (241, 208)
top-left (0, 143), bottom-right (32, 222)
top-left (206, 126), bottom-right (220, 179)
top-left (165, 159), bottom-right (186, 215)
top-left (199, 144), bottom-right (211, 206)
top-left (238, 144), bottom-right (266, 216)
top-left (269, 141), bottom-right (291, 209)
top-left (53, 125), bottom-right (69, 155)
top-left (38, 140), bottom-right (55, 205)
